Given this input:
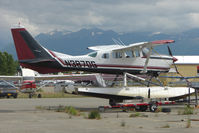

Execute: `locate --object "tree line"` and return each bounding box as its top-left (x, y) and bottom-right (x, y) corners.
top-left (0, 51), bottom-right (19, 75)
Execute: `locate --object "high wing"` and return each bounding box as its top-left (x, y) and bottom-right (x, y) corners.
top-left (88, 40), bottom-right (175, 51)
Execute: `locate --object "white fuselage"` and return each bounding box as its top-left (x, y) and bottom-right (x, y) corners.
top-left (51, 49), bottom-right (173, 74)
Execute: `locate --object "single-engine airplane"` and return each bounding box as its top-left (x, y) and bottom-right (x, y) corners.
top-left (10, 24), bottom-right (196, 110)
top-left (11, 25), bottom-right (177, 78)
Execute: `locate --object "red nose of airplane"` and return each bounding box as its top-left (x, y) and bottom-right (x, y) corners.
top-left (172, 57), bottom-right (178, 62)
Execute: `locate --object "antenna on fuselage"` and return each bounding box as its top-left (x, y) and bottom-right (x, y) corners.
top-left (118, 38), bottom-right (125, 46)
top-left (112, 38), bottom-right (125, 46)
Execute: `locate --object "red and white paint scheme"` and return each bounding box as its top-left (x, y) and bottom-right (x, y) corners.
top-left (11, 25), bottom-right (177, 76)
top-left (8, 24), bottom-right (196, 105)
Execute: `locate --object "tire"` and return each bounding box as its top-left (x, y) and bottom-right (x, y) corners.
top-left (135, 105), bottom-right (148, 112)
top-left (162, 108), bottom-right (171, 113)
top-left (37, 94), bottom-right (42, 98)
top-left (109, 99), bottom-right (116, 106)
top-left (29, 94), bottom-right (32, 98)
top-left (13, 94), bottom-right (18, 98)
top-left (149, 104), bottom-right (157, 112)
top-left (140, 105), bottom-right (148, 112)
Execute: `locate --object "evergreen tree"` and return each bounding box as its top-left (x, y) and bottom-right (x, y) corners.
top-left (0, 51), bottom-right (18, 75)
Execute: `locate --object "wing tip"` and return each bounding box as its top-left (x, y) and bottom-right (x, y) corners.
top-left (151, 40), bottom-right (175, 44)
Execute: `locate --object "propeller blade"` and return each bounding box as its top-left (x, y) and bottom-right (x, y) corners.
top-left (173, 63), bottom-right (179, 74)
top-left (167, 46), bottom-right (180, 74)
top-left (167, 46), bottom-right (173, 57)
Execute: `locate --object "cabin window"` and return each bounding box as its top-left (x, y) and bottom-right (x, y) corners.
top-left (102, 53), bottom-right (109, 59)
top-left (132, 49), bottom-right (140, 57)
top-left (88, 52), bottom-right (97, 57)
top-left (125, 51), bottom-right (132, 58)
top-left (112, 52), bottom-right (123, 58)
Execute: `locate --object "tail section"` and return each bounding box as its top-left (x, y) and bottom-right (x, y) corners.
top-left (11, 25), bottom-right (65, 73)
top-left (11, 26), bottom-right (53, 62)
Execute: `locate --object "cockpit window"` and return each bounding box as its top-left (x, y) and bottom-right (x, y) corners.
top-left (88, 52), bottom-right (97, 57)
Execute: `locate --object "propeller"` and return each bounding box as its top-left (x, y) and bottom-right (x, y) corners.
top-left (167, 46), bottom-right (179, 74)
top-left (167, 46), bottom-right (192, 87)
top-left (167, 46), bottom-right (192, 104)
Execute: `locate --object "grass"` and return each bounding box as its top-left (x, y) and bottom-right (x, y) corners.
top-left (155, 107), bottom-right (162, 113)
top-left (65, 106), bottom-right (80, 116)
top-left (88, 110), bottom-right (101, 119)
top-left (36, 105), bottom-right (82, 117)
top-left (186, 118), bottom-right (191, 128)
top-left (129, 112), bottom-right (148, 118)
top-left (129, 112), bottom-right (140, 117)
top-left (178, 105), bottom-right (194, 115)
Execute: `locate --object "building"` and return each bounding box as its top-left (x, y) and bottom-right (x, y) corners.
top-left (161, 56), bottom-right (199, 84)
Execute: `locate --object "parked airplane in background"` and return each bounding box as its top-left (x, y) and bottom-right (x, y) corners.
top-left (11, 25), bottom-right (177, 78)
top-left (0, 68), bottom-right (75, 98)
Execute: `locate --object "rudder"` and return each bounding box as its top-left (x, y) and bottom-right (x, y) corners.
top-left (11, 26), bottom-right (52, 61)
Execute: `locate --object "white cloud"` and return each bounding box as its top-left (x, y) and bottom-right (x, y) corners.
top-left (1, 0), bottom-right (199, 43)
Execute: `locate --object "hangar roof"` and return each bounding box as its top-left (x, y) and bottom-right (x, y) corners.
top-left (174, 56), bottom-right (199, 64)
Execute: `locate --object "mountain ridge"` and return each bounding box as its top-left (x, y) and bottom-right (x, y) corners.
top-left (2, 28), bottom-right (199, 59)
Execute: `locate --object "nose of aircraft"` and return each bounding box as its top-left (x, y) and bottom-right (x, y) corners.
top-left (172, 57), bottom-right (178, 62)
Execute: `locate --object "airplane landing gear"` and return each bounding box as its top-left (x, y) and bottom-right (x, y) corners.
top-left (28, 93), bottom-right (42, 98)
top-left (109, 99), bottom-right (116, 106)
top-left (37, 94), bottom-right (42, 98)
top-left (149, 103), bottom-right (158, 112)
top-left (29, 93), bottom-right (33, 98)
top-left (109, 99), bottom-right (123, 106)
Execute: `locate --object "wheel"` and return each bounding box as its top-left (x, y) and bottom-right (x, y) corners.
top-left (29, 94), bottom-right (32, 98)
top-left (13, 94), bottom-right (18, 98)
top-left (149, 104), bottom-right (157, 112)
top-left (135, 105), bottom-right (148, 112)
top-left (7, 96), bottom-right (10, 99)
top-left (140, 105), bottom-right (148, 112)
top-left (37, 94), bottom-right (42, 98)
top-left (109, 99), bottom-right (116, 106)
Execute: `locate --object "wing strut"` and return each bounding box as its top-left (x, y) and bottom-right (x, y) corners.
top-left (141, 46), bottom-right (152, 73)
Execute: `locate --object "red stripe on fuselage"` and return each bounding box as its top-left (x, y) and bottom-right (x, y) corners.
top-left (48, 50), bottom-right (66, 65)
top-left (97, 64), bottom-right (169, 70)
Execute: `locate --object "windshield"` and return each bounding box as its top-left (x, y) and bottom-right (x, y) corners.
top-left (88, 52), bottom-right (97, 57)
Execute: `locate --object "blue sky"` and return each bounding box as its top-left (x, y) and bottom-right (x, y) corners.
top-left (1, 0), bottom-right (199, 46)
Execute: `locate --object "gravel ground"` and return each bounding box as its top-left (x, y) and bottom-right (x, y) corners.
top-left (0, 98), bottom-right (199, 133)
